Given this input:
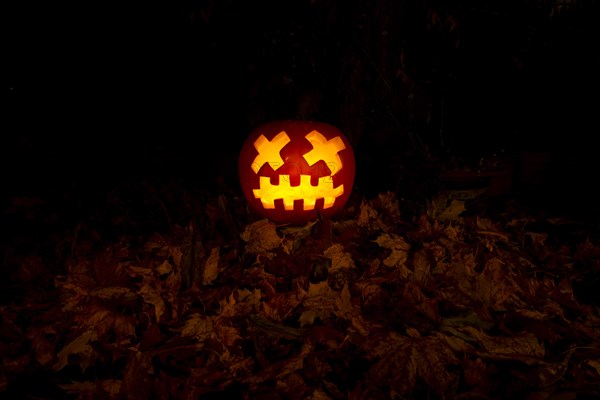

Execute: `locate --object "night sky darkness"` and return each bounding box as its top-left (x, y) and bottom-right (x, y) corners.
top-left (5, 0), bottom-right (600, 217)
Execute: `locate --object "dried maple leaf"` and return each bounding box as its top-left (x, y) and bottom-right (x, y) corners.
top-left (357, 198), bottom-right (398, 233)
top-left (214, 323), bottom-right (243, 350)
top-left (443, 222), bottom-right (464, 241)
top-left (323, 243), bottom-right (355, 273)
top-left (458, 326), bottom-right (545, 365)
top-left (280, 221), bottom-right (317, 254)
top-left (299, 279), bottom-right (369, 334)
top-left (261, 291), bottom-right (303, 322)
top-left (58, 381), bottom-right (97, 396)
top-left (202, 246), bottom-right (222, 285)
top-left (373, 232), bottom-right (411, 252)
top-left (120, 351), bottom-right (154, 399)
top-left (412, 248), bottom-right (433, 287)
top-left (307, 388), bottom-right (334, 400)
top-left (180, 313), bottom-right (215, 341)
top-left (298, 281), bottom-right (335, 326)
top-left (74, 305), bottom-right (136, 344)
top-left (240, 218), bottom-right (283, 254)
top-left (138, 283), bottom-right (168, 323)
top-left (375, 191), bottom-right (403, 225)
top-left (535, 348), bottom-right (574, 388)
top-left (218, 288), bottom-right (262, 318)
top-left (438, 199), bottom-right (466, 221)
top-left (400, 280), bottom-right (441, 324)
top-left (59, 378), bottom-right (122, 399)
top-left (275, 371), bottom-right (311, 399)
top-left (427, 191), bottom-right (450, 218)
top-left (474, 256), bottom-right (527, 311)
top-left (243, 343), bottom-right (314, 386)
top-left (334, 283), bottom-right (369, 335)
top-left (55, 278), bottom-right (92, 312)
top-left (354, 277), bottom-right (389, 316)
top-left (357, 200), bottom-right (380, 228)
top-left (462, 356), bottom-right (497, 393)
top-left (574, 313), bottom-right (600, 342)
top-left (373, 232), bottom-right (411, 278)
top-left (298, 309), bottom-right (319, 327)
top-left (27, 325), bottom-right (58, 367)
top-left (363, 331), bottom-right (460, 399)
top-left (53, 330), bottom-right (99, 373)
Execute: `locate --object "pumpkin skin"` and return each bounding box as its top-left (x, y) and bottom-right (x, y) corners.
top-left (238, 120), bottom-right (355, 225)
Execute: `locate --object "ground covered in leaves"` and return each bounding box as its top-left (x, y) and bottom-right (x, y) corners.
top-left (1, 176), bottom-right (600, 400)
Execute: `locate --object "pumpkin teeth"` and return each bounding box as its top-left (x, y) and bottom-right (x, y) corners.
top-left (253, 175), bottom-right (344, 211)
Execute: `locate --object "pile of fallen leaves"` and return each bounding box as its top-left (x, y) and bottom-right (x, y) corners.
top-left (1, 178), bottom-right (600, 400)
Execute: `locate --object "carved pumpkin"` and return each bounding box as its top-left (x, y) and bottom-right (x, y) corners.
top-left (238, 120), bottom-right (355, 225)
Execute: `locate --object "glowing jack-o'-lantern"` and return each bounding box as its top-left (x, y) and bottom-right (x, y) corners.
top-left (238, 120), bottom-right (355, 225)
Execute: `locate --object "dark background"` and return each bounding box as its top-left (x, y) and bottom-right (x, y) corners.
top-left (5, 0), bottom-right (600, 216)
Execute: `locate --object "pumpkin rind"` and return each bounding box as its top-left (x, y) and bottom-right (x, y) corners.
top-left (238, 120), bottom-right (355, 225)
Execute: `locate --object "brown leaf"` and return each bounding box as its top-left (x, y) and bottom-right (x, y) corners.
top-left (241, 219), bottom-right (283, 254)
top-left (120, 351), bottom-right (154, 400)
top-left (364, 331), bottom-right (460, 399)
top-left (219, 288), bottom-right (262, 318)
top-left (357, 200), bottom-right (381, 229)
top-left (298, 309), bottom-right (319, 327)
top-left (475, 257), bottom-right (525, 311)
top-left (323, 243), bottom-right (355, 273)
top-left (412, 248), bottom-right (432, 287)
top-left (58, 381), bottom-right (97, 396)
top-left (463, 357), bottom-right (497, 392)
top-left (244, 343), bottom-right (314, 386)
top-left (30, 341), bottom-right (55, 369)
top-left (401, 281), bottom-right (441, 324)
top-left (180, 313), bottom-right (215, 341)
top-left (202, 246), bottom-right (222, 285)
top-left (536, 348), bottom-right (574, 388)
top-left (375, 191), bottom-right (403, 225)
top-left (215, 323), bottom-right (243, 350)
top-left (298, 281), bottom-right (337, 327)
top-left (438, 199), bottom-right (466, 221)
top-left (280, 221), bottom-right (317, 254)
top-left (305, 326), bottom-right (345, 348)
top-left (373, 233), bottom-right (411, 277)
top-left (459, 326), bottom-right (545, 365)
top-left (138, 283), bottom-right (168, 323)
top-left (53, 330), bottom-right (99, 372)
top-left (262, 291), bottom-right (303, 322)
top-left (334, 283), bottom-right (370, 335)
top-left (276, 372), bottom-right (311, 400)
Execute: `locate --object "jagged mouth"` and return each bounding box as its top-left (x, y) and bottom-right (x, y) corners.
top-left (253, 175), bottom-right (344, 210)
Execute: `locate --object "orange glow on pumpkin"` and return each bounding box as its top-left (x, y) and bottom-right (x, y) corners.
top-left (238, 120), bottom-right (355, 225)
top-left (251, 130), bottom-right (347, 211)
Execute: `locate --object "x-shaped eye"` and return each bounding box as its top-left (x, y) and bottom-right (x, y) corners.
top-left (303, 130), bottom-right (345, 174)
top-left (251, 131), bottom-right (290, 173)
